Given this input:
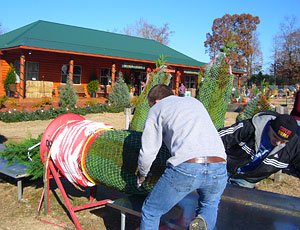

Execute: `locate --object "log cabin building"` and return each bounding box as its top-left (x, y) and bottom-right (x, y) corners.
top-left (0, 20), bottom-right (246, 99)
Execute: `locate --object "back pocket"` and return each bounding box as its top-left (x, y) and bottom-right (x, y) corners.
top-left (169, 166), bottom-right (196, 193)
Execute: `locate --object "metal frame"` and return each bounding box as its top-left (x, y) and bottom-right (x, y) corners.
top-left (37, 159), bottom-right (111, 230)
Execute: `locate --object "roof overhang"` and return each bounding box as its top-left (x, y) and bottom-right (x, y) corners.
top-left (0, 46), bottom-right (203, 70)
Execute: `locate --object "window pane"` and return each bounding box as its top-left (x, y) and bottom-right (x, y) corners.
top-left (61, 65), bottom-right (81, 84)
top-left (73, 75), bottom-right (81, 84)
top-left (30, 73), bottom-right (38, 80)
top-left (26, 62), bottom-right (39, 80)
top-left (14, 61), bottom-right (20, 75)
top-left (100, 76), bottom-right (108, 85)
top-left (101, 69), bottom-right (109, 76)
top-left (61, 65), bottom-right (69, 75)
top-left (73, 66), bottom-right (81, 75)
top-left (61, 74), bottom-right (67, 84)
top-left (185, 75), bottom-right (196, 88)
top-left (100, 68), bottom-right (111, 85)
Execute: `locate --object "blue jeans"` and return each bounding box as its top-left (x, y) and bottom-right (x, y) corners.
top-left (227, 176), bottom-right (256, 189)
top-left (140, 161), bottom-right (227, 230)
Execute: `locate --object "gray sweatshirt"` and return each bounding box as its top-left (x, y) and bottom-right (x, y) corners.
top-left (138, 95), bottom-right (226, 177)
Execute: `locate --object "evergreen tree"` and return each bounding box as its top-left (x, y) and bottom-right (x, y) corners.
top-left (130, 66), bottom-right (171, 131)
top-left (109, 72), bottom-right (131, 109)
top-left (4, 64), bottom-right (16, 92)
top-left (59, 77), bottom-right (78, 109)
top-left (197, 52), bottom-right (233, 130)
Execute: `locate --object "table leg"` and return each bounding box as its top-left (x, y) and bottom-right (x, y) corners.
top-left (17, 179), bottom-right (22, 201)
top-left (121, 211), bottom-right (126, 230)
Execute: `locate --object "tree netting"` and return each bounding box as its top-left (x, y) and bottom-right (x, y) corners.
top-left (84, 130), bottom-right (170, 195)
top-left (236, 93), bottom-right (275, 122)
top-left (130, 66), bottom-right (172, 132)
top-left (197, 52), bottom-right (234, 130)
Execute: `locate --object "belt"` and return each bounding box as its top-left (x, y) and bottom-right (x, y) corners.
top-left (184, 157), bottom-right (226, 164)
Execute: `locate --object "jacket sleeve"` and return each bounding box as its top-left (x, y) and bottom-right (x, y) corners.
top-left (218, 119), bottom-right (254, 151)
top-left (288, 136), bottom-right (300, 178)
top-left (138, 114), bottom-right (163, 177)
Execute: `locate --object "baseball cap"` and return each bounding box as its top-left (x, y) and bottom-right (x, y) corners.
top-left (270, 114), bottom-right (298, 140)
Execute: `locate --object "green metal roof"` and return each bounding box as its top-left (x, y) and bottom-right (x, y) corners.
top-left (0, 20), bottom-right (206, 68)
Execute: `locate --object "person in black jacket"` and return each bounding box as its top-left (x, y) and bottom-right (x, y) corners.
top-left (219, 111), bottom-right (300, 188)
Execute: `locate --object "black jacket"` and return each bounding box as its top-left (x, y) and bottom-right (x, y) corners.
top-left (219, 111), bottom-right (300, 183)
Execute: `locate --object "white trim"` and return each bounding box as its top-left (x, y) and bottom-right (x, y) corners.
top-left (263, 158), bottom-right (289, 168)
top-left (219, 122), bottom-right (244, 137)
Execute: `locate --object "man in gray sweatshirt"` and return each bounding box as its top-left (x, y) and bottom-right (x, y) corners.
top-left (137, 84), bottom-right (227, 230)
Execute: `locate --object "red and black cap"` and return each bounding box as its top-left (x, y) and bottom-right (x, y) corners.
top-left (270, 114), bottom-right (298, 140)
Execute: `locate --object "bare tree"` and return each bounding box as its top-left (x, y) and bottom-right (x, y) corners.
top-left (270, 34), bottom-right (281, 85)
top-left (122, 18), bottom-right (174, 45)
top-left (249, 31), bottom-right (263, 75)
top-left (271, 16), bottom-right (300, 84)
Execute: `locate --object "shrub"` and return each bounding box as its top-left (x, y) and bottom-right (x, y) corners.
top-left (0, 96), bottom-right (8, 108)
top-left (0, 135), bottom-right (43, 180)
top-left (32, 97), bottom-right (52, 108)
top-left (4, 64), bottom-right (16, 92)
top-left (8, 99), bottom-right (20, 108)
top-left (87, 79), bottom-right (99, 94)
top-left (0, 103), bottom-right (109, 123)
top-left (59, 77), bottom-right (78, 109)
top-left (109, 73), bottom-right (131, 109)
top-left (85, 99), bottom-right (98, 106)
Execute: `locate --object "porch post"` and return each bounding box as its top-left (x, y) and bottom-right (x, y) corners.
top-left (175, 71), bottom-right (181, 96)
top-left (111, 64), bottom-right (116, 87)
top-left (0, 57), bottom-right (2, 96)
top-left (238, 74), bottom-right (241, 91)
top-left (19, 55), bottom-right (25, 99)
top-left (69, 59), bottom-right (74, 82)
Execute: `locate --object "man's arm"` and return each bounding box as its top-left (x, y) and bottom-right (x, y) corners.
top-left (138, 117), bottom-right (163, 177)
top-left (218, 119), bottom-right (253, 150)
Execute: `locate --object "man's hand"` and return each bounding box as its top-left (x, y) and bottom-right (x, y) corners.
top-left (137, 172), bottom-right (146, 189)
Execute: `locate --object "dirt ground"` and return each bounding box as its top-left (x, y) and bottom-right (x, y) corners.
top-left (0, 102), bottom-right (300, 229)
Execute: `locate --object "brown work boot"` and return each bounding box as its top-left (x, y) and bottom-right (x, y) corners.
top-left (189, 215), bottom-right (207, 230)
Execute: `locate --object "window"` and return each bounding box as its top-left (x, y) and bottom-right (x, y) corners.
top-left (15, 61), bottom-right (39, 81)
top-left (100, 68), bottom-right (111, 85)
top-left (26, 62), bottom-right (39, 80)
top-left (185, 75), bottom-right (196, 88)
top-left (61, 65), bottom-right (81, 84)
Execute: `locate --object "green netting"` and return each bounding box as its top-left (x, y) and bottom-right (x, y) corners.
top-left (85, 130), bottom-right (171, 195)
top-left (236, 93), bottom-right (275, 122)
top-left (83, 55), bottom-right (235, 195)
top-left (130, 66), bottom-right (172, 132)
top-left (197, 53), bottom-right (234, 130)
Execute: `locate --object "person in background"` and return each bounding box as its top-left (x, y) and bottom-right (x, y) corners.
top-left (292, 84), bottom-right (300, 102)
top-left (179, 83), bottom-right (186, 97)
top-left (219, 111), bottom-right (300, 188)
top-left (291, 90), bottom-right (300, 136)
top-left (141, 81), bottom-right (146, 91)
top-left (137, 84), bottom-right (227, 230)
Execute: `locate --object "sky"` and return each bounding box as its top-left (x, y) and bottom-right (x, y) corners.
top-left (0, 0), bottom-right (299, 73)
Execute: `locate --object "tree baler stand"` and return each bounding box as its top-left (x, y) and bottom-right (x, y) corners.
top-left (37, 113), bottom-right (112, 230)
